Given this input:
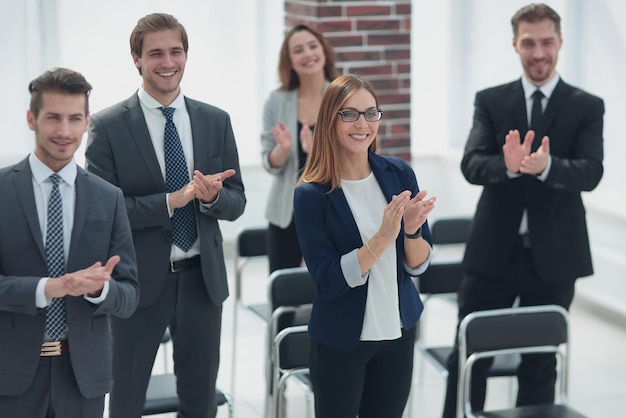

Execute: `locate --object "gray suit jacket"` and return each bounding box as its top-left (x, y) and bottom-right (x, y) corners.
top-left (261, 89), bottom-right (300, 228)
top-left (0, 158), bottom-right (139, 398)
top-left (85, 92), bottom-right (246, 307)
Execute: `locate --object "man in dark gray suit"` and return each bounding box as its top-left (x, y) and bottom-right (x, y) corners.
top-left (0, 68), bottom-right (139, 417)
top-left (85, 13), bottom-right (246, 418)
top-left (442, 4), bottom-right (604, 417)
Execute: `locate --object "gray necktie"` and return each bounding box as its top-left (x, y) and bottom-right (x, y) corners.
top-left (45, 174), bottom-right (66, 340)
top-left (159, 106), bottom-right (197, 252)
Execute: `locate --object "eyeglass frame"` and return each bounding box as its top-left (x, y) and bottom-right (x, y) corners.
top-left (337, 109), bottom-right (384, 122)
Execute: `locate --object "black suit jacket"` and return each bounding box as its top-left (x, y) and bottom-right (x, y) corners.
top-left (0, 159), bottom-right (139, 398)
top-left (85, 93), bottom-right (246, 307)
top-left (461, 78), bottom-right (604, 282)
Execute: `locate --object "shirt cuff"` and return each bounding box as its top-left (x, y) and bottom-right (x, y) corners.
top-left (199, 189), bottom-right (221, 212)
top-left (84, 281), bottom-right (110, 304)
top-left (405, 244), bottom-right (433, 276)
top-left (536, 155), bottom-right (552, 181)
top-left (341, 249), bottom-right (369, 288)
top-left (36, 277), bottom-right (51, 308)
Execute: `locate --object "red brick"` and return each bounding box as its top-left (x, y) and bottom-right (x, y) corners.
top-left (285, 2), bottom-right (318, 17)
top-left (317, 20), bottom-right (353, 33)
top-left (319, 5), bottom-right (343, 18)
top-left (346, 5), bottom-right (392, 17)
top-left (381, 108), bottom-right (410, 119)
top-left (326, 34), bottom-right (364, 48)
top-left (346, 64), bottom-right (393, 77)
top-left (336, 50), bottom-right (382, 62)
top-left (369, 33), bottom-right (411, 46)
top-left (391, 123), bottom-right (410, 135)
top-left (396, 3), bottom-right (412, 15)
top-left (378, 92), bottom-right (411, 105)
top-left (356, 19), bottom-right (401, 31)
top-left (370, 78), bottom-right (400, 91)
top-left (383, 48), bottom-right (410, 61)
top-left (397, 63), bottom-right (411, 74)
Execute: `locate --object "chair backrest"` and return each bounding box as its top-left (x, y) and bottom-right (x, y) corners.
top-left (457, 305), bottom-right (570, 418)
top-left (416, 216), bottom-right (472, 295)
top-left (268, 267), bottom-right (315, 313)
top-left (234, 226), bottom-right (268, 300)
top-left (431, 217), bottom-right (472, 245)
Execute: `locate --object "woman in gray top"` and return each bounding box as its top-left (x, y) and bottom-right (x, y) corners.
top-left (260, 24), bottom-right (339, 273)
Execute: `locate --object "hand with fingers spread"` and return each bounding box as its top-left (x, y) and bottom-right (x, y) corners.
top-left (520, 135), bottom-right (550, 175)
top-left (299, 120), bottom-right (313, 154)
top-left (192, 168), bottom-right (237, 204)
top-left (403, 190), bottom-right (437, 234)
top-left (503, 129), bottom-right (535, 173)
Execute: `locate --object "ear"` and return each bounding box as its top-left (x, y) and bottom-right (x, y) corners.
top-left (26, 110), bottom-right (36, 131)
top-left (132, 53), bottom-right (141, 70)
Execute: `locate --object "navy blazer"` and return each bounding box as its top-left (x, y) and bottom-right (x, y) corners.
top-left (461, 78), bottom-right (604, 283)
top-left (294, 153), bottom-right (432, 350)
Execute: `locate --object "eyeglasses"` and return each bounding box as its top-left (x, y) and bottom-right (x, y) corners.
top-left (337, 109), bottom-right (384, 122)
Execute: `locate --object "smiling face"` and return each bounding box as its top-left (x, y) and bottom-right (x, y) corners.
top-left (133, 29), bottom-right (187, 106)
top-left (288, 29), bottom-right (326, 79)
top-left (513, 19), bottom-right (562, 86)
top-left (28, 91), bottom-right (89, 172)
top-left (334, 88), bottom-right (379, 158)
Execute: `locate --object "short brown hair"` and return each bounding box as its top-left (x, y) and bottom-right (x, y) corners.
top-left (130, 13), bottom-right (188, 73)
top-left (299, 74), bottom-right (379, 191)
top-left (511, 3), bottom-right (561, 39)
top-left (278, 24), bottom-right (339, 91)
top-left (28, 67), bottom-right (92, 118)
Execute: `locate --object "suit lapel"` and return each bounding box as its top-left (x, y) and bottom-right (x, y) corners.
top-left (538, 79), bottom-right (568, 139)
top-left (186, 98), bottom-right (206, 173)
top-left (510, 80), bottom-right (528, 133)
top-left (68, 167), bottom-right (90, 265)
top-left (13, 159), bottom-right (45, 259)
top-left (125, 94), bottom-right (166, 188)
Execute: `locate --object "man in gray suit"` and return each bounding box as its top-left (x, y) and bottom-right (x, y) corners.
top-left (85, 13), bottom-right (246, 418)
top-left (0, 68), bottom-right (139, 417)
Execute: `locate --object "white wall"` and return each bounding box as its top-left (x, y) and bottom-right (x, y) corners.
top-left (2, 0), bottom-right (285, 168)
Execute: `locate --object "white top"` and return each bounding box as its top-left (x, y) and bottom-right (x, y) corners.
top-left (341, 172), bottom-right (402, 341)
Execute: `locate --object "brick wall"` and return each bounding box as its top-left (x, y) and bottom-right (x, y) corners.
top-left (285, 0), bottom-right (412, 160)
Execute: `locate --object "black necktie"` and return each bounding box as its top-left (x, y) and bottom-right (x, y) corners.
top-left (159, 106), bottom-right (197, 252)
top-left (45, 174), bottom-right (66, 340)
top-left (530, 89), bottom-right (544, 131)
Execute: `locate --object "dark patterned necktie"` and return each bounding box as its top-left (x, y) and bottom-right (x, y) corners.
top-left (530, 89), bottom-right (544, 131)
top-left (159, 106), bottom-right (197, 252)
top-left (45, 174), bottom-right (66, 340)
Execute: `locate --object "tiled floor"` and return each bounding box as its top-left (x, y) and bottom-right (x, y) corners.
top-left (134, 159), bottom-right (626, 418)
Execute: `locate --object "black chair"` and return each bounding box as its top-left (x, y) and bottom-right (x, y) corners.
top-left (457, 305), bottom-right (587, 418)
top-left (265, 267), bottom-right (315, 418)
top-left (230, 225), bottom-right (269, 397)
top-left (413, 217), bottom-right (519, 409)
top-left (143, 329), bottom-right (233, 416)
top-left (271, 323), bottom-right (311, 418)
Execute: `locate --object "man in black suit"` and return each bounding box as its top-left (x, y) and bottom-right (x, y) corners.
top-left (442, 4), bottom-right (604, 417)
top-left (85, 13), bottom-right (246, 418)
top-left (0, 68), bottom-right (138, 417)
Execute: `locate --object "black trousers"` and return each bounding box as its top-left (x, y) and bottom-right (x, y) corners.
top-left (441, 245), bottom-right (575, 418)
top-left (0, 353), bottom-right (104, 418)
top-left (310, 326), bottom-right (416, 418)
top-left (108, 264), bottom-right (222, 418)
top-left (268, 220), bottom-right (303, 274)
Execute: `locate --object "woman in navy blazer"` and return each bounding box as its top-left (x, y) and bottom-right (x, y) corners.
top-left (294, 74), bottom-right (436, 418)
